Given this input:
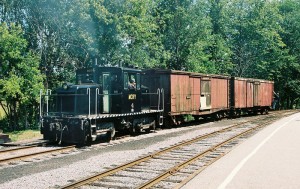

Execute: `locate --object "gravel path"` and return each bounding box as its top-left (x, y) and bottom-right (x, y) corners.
top-left (0, 118), bottom-right (253, 189)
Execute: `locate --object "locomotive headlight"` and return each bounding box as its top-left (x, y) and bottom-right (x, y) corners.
top-left (62, 83), bottom-right (68, 90)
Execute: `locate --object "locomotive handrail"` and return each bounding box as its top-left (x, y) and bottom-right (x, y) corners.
top-left (141, 88), bottom-right (161, 110)
top-left (46, 89), bottom-right (52, 116)
top-left (95, 88), bottom-right (123, 115)
top-left (96, 93), bottom-right (123, 96)
top-left (39, 89), bottom-right (43, 119)
top-left (157, 88), bottom-right (161, 111)
top-left (96, 88), bottom-right (99, 115)
top-left (42, 94), bottom-right (87, 96)
top-left (161, 88), bottom-right (164, 111)
top-left (87, 88), bottom-right (91, 117)
top-left (40, 92), bottom-right (92, 116)
top-left (141, 92), bottom-right (159, 95)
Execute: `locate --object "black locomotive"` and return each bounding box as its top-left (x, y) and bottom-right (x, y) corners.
top-left (40, 66), bottom-right (163, 144)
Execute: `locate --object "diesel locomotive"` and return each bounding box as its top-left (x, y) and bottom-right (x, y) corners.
top-left (40, 65), bottom-right (274, 144)
top-left (40, 66), bottom-right (163, 144)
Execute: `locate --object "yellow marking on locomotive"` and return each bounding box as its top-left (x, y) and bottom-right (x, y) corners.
top-left (128, 94), bottom-right (136, 100)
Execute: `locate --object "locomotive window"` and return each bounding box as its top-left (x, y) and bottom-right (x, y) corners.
top-left (124, 72), bottom-right (129, 89)
top-left (124, 72), bottom-right (139, 90)
top-left (136, 73), bottom-right (140, 90)
top-left (76, 73), bottom-right (93, 84)
top-left (103, 74), bottom-right (110, 90)
top-left (111, 74), bottom-right (119, 92)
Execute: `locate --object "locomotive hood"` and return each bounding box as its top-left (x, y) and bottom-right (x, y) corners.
top-left (56, 83), bottom-right (100, 93)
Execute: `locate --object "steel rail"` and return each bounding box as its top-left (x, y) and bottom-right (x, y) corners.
top-left (60, 115), bottom-right (275, 189)
top-left (139, 118), bottom-right (278, 189)
top-left (0, 145), bottom-right (38, 154)
top-left (174, 117), bottom-right (282, 189)
top-left (0, 145), bottom-right (76, 164)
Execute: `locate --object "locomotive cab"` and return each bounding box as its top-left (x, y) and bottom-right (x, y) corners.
top-left (94, 67), bottom-right (146, 114)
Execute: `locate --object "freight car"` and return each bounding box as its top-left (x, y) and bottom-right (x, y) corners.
top-left (143, 69), bottom-right (274, 126)
top-left (40, 66), bottom-right (274, 144)
top-left (230, 77), bottom-right (274, 116)
top-left (142, 69), bottom-right (230, 125)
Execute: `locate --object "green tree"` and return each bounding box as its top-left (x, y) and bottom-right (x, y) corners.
top-left (224, 0), bottom-right (284, 78)
top-left (278, 0), bottom-right (300, 108)
top-left (116, 0), bottom-right (166, 68)
top-left (187, 0), bottom-right (232, 74)
top-left (0, 23), bottom-right (44, 131)
top-left (155, 0), bottom-right (195, 70)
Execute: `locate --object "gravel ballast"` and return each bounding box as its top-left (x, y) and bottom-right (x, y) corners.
top-left (0, 118), bottom-right (256, 189)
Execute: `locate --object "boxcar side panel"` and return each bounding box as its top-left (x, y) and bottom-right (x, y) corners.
top-left (211, 78), bottom-right (229, 110)
top-left (246, 82), bottom-right (254, 108)
top-left (170, 74), bottom-right (191, 114)
top-left (260, 82), bottom-right (274, 107)
top-left (192, 77), bottom-right (201, 112)
top-left (234, 79), bottom-right (247, 108)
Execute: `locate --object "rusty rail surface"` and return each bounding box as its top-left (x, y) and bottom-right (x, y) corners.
top-left (0, 145), bottom-right (38, 155)
top-left (0, 145), bottom-right (76, 164)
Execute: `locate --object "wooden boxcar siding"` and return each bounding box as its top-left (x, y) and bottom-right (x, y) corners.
top-left (233, 78), bottom-right (274, 109)
top-left (170, 74), bottom-right (194, 113)
top-left (234, 79), bottom-right (247, 108)
top-left (233, 78), bottom-right (257, 109)
top-left (211, 78), bottom-right (229, 110)
top-left (192, 77), bottom-right (201, 113)
top-left (247, 82), bottom-right (254, 108)
top-left (258, 81), bottom-right (274, 107)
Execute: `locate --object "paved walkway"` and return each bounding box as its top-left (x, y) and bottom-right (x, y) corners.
top-left (182, 112), bottom-right (300, 189)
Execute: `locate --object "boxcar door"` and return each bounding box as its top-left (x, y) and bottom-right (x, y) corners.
top-left (253, 83), bottom-right (259, 106)
top-left (200, 80), bottom-right (211, 110)
top-left (102, 73), bottom-right (110, 113)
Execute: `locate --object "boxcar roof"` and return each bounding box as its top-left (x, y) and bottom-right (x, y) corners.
top-left (143, 68), bottom-right (230, 79)
top-left (233, 76), bottom-right (274, 83)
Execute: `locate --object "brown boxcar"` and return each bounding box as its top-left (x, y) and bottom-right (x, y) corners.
top-left (230, 77), bottom-right (274, 115)
top-left (254, 79), bottom-right (274, 108)
top-left (143, 69), bottom-right (230, 125)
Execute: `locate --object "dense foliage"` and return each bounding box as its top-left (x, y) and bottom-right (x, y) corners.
top-left (0, 0), bottom-right (299, 131)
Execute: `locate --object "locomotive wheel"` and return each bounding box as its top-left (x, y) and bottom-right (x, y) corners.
top-left (130, 124), bottom-right (137, 136)
top-left (164, 118), bottom-right (173, 129)
top-left (145, 120), bottom-right (156, 133)
top-left (85, 135), bottom-right (93, 145)
top-left (108, 127), bottom-right (116, 140)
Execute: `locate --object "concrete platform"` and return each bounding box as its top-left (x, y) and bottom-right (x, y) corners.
top-left (182, 112), bottom-right (300, 189)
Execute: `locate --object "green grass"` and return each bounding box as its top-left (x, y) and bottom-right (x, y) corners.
top-left (5, 130), bottom-right (42, 142)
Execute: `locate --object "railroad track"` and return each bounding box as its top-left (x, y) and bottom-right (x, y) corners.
top-left (0, 145), bottom-right (38, 154)
top-left (0, 145), bottom-right (76, 164)
top-left (60, 111), bottom-right (293, 189)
